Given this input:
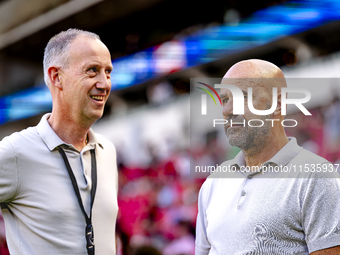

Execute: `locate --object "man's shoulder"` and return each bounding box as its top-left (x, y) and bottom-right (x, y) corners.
top-left (0, 126), bottom-right (39, 163)
top-left (1, 126), bottom-right (39, 149)
top-left (289, 148), bottom-right (339, 179)
top-left (291, 147), bottom-right (330, 165)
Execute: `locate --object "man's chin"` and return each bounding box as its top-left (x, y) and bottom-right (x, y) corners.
top-left (93, 112), bottom-right (104, 120)
top-left (86, 109), bottom-right (104, 122)
top-left (226, 131), bottom-right (248, 148)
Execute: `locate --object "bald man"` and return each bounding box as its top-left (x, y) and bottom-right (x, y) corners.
top-left (195, 60), bottom-right (340, 255)
top-left (0, 29), bottom-right (118, 254)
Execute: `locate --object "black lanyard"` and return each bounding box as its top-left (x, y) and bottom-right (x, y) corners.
top-left (57, 146), bottom-right (97, 255)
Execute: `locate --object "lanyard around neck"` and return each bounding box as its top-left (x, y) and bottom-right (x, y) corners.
top-left (57, 146), bottom-right (97, 255)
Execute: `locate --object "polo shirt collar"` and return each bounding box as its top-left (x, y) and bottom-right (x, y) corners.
top-left (37, 113), bottom-right (104, 151)
top-left (87, 128), bottom-right (104, 150)
top-left (232, 137), bottom-right (303, 176)
top-left (263, 137), bottom-right (303, 167)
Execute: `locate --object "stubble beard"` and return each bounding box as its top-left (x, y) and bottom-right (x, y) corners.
top-left (225, 115), bottom-right (272, 151)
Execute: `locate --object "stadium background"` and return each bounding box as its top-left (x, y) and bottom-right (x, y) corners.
top-left (1, 0), bottom-right (340, 254)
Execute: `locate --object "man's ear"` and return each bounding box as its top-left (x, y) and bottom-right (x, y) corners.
top-left (273, 91), bottom-right (282, 116)
top-left (47, 66), bottom-right (62, 90)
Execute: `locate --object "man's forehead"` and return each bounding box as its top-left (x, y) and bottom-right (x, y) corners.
top-left (70, 36), bottom-right (108, 54)
top-left (68, 36), bottom-right (111, 65)
top-left (220, 79), bottom-right (255, 91)
top-left (219, 81), bottom-right (267, 97)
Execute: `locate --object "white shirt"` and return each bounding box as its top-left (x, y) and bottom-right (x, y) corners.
top-left (196, 138), bottom-right (340, 254)
top-left (0, 114), bottom-right (118, 255)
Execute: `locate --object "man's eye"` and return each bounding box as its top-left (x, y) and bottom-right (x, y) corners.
top-left (88, 67), bottom-right (97, 72)
top-left (222, 98), bottom-right (229, 104)
top-left (106, 69), bottom-right (112, 74)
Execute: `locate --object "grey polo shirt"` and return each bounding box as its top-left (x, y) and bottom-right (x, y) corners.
top-left (196, 138), bottom-right (340, 255)
top-left (0, 114), bottom-right (118, 255)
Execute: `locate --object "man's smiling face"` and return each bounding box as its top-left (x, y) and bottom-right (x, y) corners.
top-left (59, 35), bottom-right (113, 124)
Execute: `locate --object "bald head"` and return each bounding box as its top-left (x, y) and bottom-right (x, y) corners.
top-left (224, 59), bottom-right (285, 79)
top-left (222, 59), bottom-right (287, 101)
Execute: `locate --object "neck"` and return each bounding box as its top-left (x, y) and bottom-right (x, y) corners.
top-left (242, 129), bottom-right (289, 168)
top-left (48, 112), bottom-right (91, 151)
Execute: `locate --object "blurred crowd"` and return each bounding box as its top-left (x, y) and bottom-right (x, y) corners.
top-left (116, 145), bottom-right (201, 255)
top-left (287, 96), bottom-right (340, 163)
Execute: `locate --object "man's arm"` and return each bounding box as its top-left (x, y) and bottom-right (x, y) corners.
top-left (311, 246), bottom-right (340, 255)
top-left (0, 139), bottom-right (18, 203)
top-left (302, 172), bottom-right (340, 254)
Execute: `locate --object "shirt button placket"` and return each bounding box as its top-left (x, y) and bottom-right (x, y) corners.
top-left (237, 189), bottom-right (247, 208)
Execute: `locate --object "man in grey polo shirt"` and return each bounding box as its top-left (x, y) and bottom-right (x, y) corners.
top-left (195, 59), bottom-right (340, 255)
top-left (0, 29), bottom-right (118, 254)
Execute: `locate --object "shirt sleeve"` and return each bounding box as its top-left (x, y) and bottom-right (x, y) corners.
top-left (0, 139), bottom-right (18, 203)
top-left (195, 180), bottom-right (211, 255)
top-left (301, 171), bottom-right (340, 253)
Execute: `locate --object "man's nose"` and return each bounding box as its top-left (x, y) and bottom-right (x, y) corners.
top-left (95, 70), bottom-right (111, 91)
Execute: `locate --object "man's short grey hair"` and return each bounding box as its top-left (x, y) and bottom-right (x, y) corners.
top-left (43, 28), bottom-right (100, 87)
